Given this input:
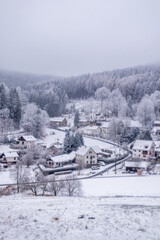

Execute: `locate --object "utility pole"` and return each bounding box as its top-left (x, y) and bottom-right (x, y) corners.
top-left (115, 161), bottom-right (117, 174)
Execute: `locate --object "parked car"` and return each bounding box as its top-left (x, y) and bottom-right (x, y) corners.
top-left (99, 161), bottom-right (105, 166)
top-left (91, 166), bottom-right (100, 170)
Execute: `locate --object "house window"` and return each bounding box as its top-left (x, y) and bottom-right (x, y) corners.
top-left (93, 156), bottom-right (95, 158)
top-left (89, 151), bottom-right (92, 154)
top-left (90, 156), bottom-right (93, 160)
top-left (93, 161), bottom-right (95, 163)
top-left (14, 157), bottom-right (16, 160)
top-left (86, 161), bottom-right (88, 164)
top-left (22, 141), bottom-right (24, 145)
top-left (86, 156), bottom-right (88, 158)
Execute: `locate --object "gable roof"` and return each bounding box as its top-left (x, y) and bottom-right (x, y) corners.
top-left (51, 152), bottom-right (75, 163)
top-left (50, 117), bottom-right (66, 123)
top-left (76, 146), bottom-right (99, 156)
top-left (4, 152), bottom-right (19, 158)
top-left (133, 140), bottom-right (155, 151)
top-left (18, 135), bottom-right (37, 142)
top-left (76, 146), bottom-right (90, 156)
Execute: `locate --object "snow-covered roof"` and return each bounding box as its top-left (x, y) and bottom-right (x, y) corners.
top-left (19, 135), bottom-right (37, 142)
top-left (101, 122), bottom-right (109, 128)
top-left (154, 121), bottom-right (160, 125)
top-left (50, 117), bottom-right (66, 122)
top-left (125, 160), bottom-right (151, 168)
top-left (130, 120), bottom-right (142, 128)
top-left (87, 126), bottom-right (101, 131)
top-left (152, 126), bottom-right (160, 133)
top-left (91, 146), bottom-right (102, 154)
top-left (51, 152), bottom-right (75, 163)
top-left (76, 146), bottom-right (100, 156)
top-left (76, 146), bottom-right (91, 156)
top-left (4, 152), bottom-right (19, 158)
top-left (132, 140), bottom-right (154, 151)
top-left (51, 143), bottom-right (63, 149)
top-left (79, 119), bottom-right (89, 122)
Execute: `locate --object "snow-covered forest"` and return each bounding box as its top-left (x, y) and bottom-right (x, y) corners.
top-left (0, 64), bottom-right (160, 142)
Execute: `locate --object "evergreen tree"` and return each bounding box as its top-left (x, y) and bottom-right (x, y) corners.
top-left (63, 131), bottom-right (71, 154)
top-left (138, 129), bottom-right (152, 140)
top-left (74, 111), bottom-right (80, 126)
top-left (63, 131), bottom-right (84, 153)
top-left (9, 89), bottom-right (21, 129)
top-left (0, 84), bottom-right (7, 110)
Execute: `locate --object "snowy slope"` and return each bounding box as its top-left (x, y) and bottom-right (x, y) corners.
top-left (0, 195), bottom-right (160, 240)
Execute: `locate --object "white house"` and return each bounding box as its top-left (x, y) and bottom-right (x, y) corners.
top-left (101, 122), bottom-right (109, 134)
top-left (75, 146), bottom-right (98, 166)
top-left (0, 151), bottom-right (19, 164)
top-left (78, 126), bottom-right (102, 136)
top-left (18, 135), bottom-right (37, 148)
top-left (151, 121), bottom-right (160, 140)
top-left (132, 140), bottom-right (155, 160)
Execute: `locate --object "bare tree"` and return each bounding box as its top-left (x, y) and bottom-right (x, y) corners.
top-left (10, 162), bottom-right (26, 193)
top-left (47, 176), bottom-right (64, 196)
top-left (22, 170), bottom-right (48, 196)
top-left (76, 159), bottom-right (86, 175)
top-left (36, 171), bottom-right (48, 196)
top-left (63, 175), bottom-right (82, 197)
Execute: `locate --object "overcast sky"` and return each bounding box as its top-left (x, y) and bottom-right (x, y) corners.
top-left (0, 0), bottom-right (160, 76)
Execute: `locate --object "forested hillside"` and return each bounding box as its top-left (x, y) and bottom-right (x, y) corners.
top-left (1, 64), bottom-right (160, 129)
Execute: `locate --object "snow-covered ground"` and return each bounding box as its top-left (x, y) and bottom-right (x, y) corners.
top-left (0, 195), bottom-right (160, 240)
top-left (43, 128), bottom-right (121, 156)
top-left (82, 175), bottom-right (160, 197)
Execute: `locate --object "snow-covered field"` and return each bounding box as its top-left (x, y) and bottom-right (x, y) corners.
top-left (82, 175), bottom-right (160, 197)
top-left (0, 195), bottom-right (160, 240)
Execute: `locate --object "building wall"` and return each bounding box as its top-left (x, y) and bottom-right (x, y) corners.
top-left (132, 143), bottom-right (155, 160)
top-left (50, 119), bottom-right (67, 128)
top-left (76, 149), bottom-right (97, 165)
top-left (19, 141), bottom-right (35, 148)
top-left (3, 156), bottom-right (18, 163)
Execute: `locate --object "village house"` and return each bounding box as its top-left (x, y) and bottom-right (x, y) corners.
top-left (78, 119), bottom-right (90, 127)
top-left (0, 151), bottom-right (19, 164)
top-left (49, 117), bottom-right (67, 128)
top-left (151, 121), bottom-right (160, 141)
top-left (101, 122), bottom-right (109, 134)
top-left (49, 142), bottom-right (63, 156)
top-left (75, 146), bottom-right (98, 166)
top-left (125, 159), bottom-right (152, 172)
top-left (46, 152), bottom-right (75, 168)
top-left (18, 135), bottom-right (37, 148)
top-left (131, 140), bottom-right (156, 161)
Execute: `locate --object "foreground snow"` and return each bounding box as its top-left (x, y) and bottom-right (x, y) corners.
top-left (0, 195), bottom-right (160, 240)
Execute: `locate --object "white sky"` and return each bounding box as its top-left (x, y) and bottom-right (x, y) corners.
top-left (0, 0), bottom-right (160, 76)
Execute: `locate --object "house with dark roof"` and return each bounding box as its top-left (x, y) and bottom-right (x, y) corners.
top-left (18, 135), bottom-right (37, 148)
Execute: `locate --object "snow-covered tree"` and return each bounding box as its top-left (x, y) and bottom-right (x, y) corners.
top-left (8, 88), bottom-right (21, 129)
top-left (0, 84), bottom-right (7, 110)
top-left (136, 95), bottom-right (155, 128)
top-left (63, 131), bottom-right (84, 153)
top-left (74, 111), bottom-right (80, 126)
top-left (22, 103), bottom-right (49, 138)
top-left (95, 87), bottom-right (110, 111)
